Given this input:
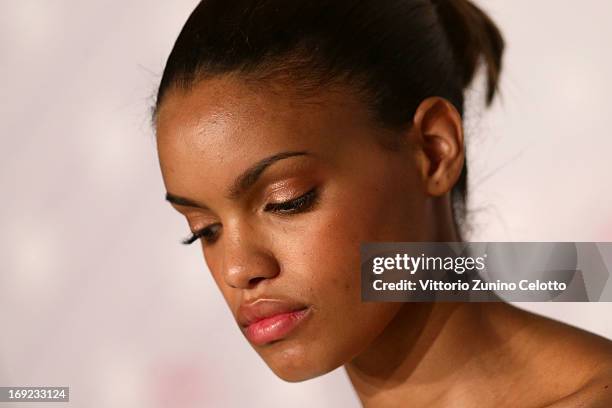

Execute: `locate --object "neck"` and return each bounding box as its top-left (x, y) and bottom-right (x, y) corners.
top-left (344, 303), bottom-right (489, 407)
top-left (433, 195), bottom-right (463, 242)
top-left (344, 200), bottom-right (506, 407)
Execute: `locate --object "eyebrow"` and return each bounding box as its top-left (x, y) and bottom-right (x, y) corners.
top-left (165, 150), bottom-right (311, 209)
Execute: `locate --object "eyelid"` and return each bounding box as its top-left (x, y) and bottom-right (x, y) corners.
top-left (261, 180), bottom-right (304, 202)
top-left (263, 186), bottom-right (319, 212)
top-left (182, 223), bottom-right (221, 245)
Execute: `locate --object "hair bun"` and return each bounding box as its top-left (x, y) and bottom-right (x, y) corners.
top-left (431, 0), bottom-right (505, 104)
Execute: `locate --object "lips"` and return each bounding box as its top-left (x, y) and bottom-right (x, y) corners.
top-left (237, 298), bottom-right (311, 346)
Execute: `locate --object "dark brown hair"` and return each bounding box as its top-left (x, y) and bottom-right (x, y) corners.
top-left (154, 0), bottom-right (504, 231)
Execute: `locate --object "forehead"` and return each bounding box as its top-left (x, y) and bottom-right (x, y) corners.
top-left (156, 74), bottom-right (375, 142)
top-left (154, 74), bottom-right (381, 193)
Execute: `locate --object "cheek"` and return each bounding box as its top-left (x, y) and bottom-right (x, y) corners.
top-left (268, 188), bottom-right (415, 371)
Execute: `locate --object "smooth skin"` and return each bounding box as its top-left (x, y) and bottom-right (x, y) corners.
top-left (155, 73), bottom-right (612, 407)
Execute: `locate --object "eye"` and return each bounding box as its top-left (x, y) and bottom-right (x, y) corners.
top-left (264, 187), bottom-right (319, 214)
top-left (180, 187), bottom-right (320, 245)
top-left (182, 223), bottom-right (221, 246)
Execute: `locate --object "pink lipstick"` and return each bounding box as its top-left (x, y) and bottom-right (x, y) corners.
top-left (237, 299), bottom-right (311, 346)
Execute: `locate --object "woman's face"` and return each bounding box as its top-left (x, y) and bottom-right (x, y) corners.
top-left (156, 75), bottom-right (437, 381)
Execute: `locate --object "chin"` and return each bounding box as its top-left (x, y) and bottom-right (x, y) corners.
top-left (257, 340), bottom-right (343, 383)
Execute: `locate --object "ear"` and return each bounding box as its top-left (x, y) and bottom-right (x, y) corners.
top-left (411, 97), bottom-right (465, 197)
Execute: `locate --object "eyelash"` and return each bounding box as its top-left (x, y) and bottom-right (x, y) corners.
top-left (181, 187), bottom-right (320, 246)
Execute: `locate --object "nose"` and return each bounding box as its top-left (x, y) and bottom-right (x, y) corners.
top-left (221, 228), bottom-right (280, 290)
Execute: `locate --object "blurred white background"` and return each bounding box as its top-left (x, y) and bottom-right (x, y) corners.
top-left (0, 1), bottom-right (610, 407)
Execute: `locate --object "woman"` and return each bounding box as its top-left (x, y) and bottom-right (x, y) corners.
top-left (153, 0), bottom-right (612, 406)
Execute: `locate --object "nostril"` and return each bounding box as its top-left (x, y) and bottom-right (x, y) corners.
top-left (249, 277), bottom-right (266, 286)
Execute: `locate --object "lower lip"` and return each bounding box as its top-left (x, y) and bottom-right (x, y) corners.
top-left (244, 307), bottom-right (311, 346)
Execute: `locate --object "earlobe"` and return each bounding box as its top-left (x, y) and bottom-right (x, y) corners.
top-left (412, 97), bottom-right (465, 197)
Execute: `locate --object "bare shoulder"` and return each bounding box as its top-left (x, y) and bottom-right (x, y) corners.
top-left (506, 306), bottom-right (612, 408)
top-left (487, 304), bottom-right (612, 408)
top-left (545, 371), bottom-right (612, 407)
